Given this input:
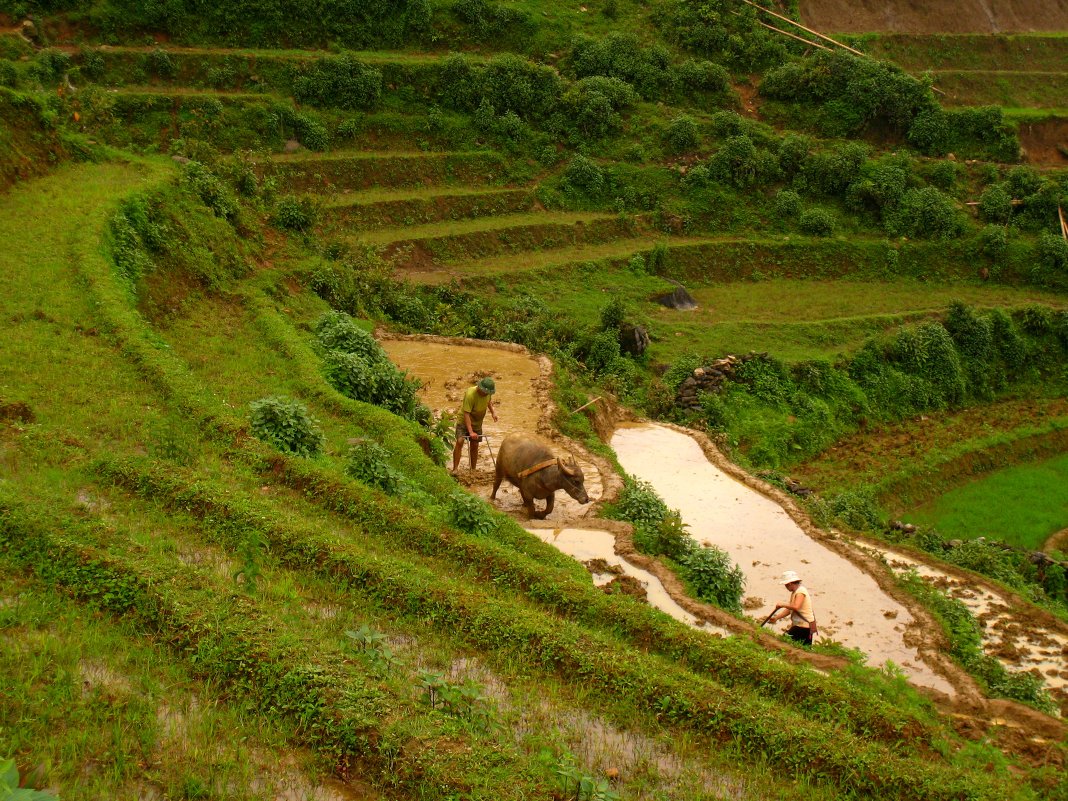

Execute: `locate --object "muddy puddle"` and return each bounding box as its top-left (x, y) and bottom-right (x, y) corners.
top-left (611, 423), bottom-right (955, 694)
top-left (525, 526), bottom-right (730, 635)
top-left (869, 544), bottom-right (1068, 713)
top-left (381, 335), bottom-right (605, 522)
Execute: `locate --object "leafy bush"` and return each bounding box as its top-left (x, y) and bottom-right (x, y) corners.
top-left (292, 54), bottom-right (382, 110)
top-left (977, 184), bottom-right (1013, 224)
top-left (271, 195), bottom-right (317, 232)
top-left (797, 142), bottom-right (868, 197)
top-left (452, 0), bottom-right (531, 40)
top-left (249, 396), bottom-right (325, 457)
top-left (664, 115), bottom-right (699, 154)
top-left (316, 311), bottom-right (429, 424)
top-left (883, 187), bottom-right (964, 240)
top-left (798, 207), bottom-right (835, 236)
top-left (182, 161), bottom-right (239, 221)
top-left (448, 490), bottom-right (497, 536)
top-left (563, 155), bottom-right (605, 196)
top-left (773, 189), bottom-right (801, 219)
top-left (976, 224), bottom-right (1008, 262)
top-left (908, 106), bottom-right (1019, 161)
top-left (557, 76), bottom-right (637, 142)
top-left (346, 440), bottom-right (402, 494)
top-left (682, 543), bottom-right (745, 613)
top-left (761, 50), bottom-right (931, 137)
top-left (707, 134), bottom-right (779, 188)
top-left (614, 478), bottom-right (669, 529)
top-left (657, 0), bottom-right (787, 71)
top-left (89, 0), bottom-right (425, 49)
top-left (1037, 231), bottom-right (1068, 274)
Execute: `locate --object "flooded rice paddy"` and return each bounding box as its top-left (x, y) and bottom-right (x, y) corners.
top-left (611, 423), bottom-right (955, 694)
top-left (381, 335), bottom-right (1068, 701)
top-left (381, 335), bottom-right (604, 520)
top-left (526, 526), bottom-right (730, 635)
top-left (869, 544), bottom-right (1068, 713)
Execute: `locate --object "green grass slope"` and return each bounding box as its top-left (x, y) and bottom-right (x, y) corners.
top-left (2, 0), bottom-right (1068, 796)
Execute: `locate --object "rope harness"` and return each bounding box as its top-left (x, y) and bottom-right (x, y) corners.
top-left (516, 458), bottom-right (559, 479)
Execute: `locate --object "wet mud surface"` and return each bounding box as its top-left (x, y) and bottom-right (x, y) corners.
top-left (611, 422), bottom-right (955, 694)
top-left (869, 544), bottom-right (1068, 715)
top-left (380, 334), bottom-right (611, 522)
top-left (380, 333), bottom-right (1068, 735)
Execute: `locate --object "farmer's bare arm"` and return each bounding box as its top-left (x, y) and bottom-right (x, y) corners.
top-left (465, 412), bottom-right (477, 439)
top-left (488, 398), bottom-right (497, 421)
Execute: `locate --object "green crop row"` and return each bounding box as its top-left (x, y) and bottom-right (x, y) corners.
top-left (0, 494), bottom-right (547, 798)
top-left (70, 458), bottom-right (1011, 800)
top-left (93, 451), bottom-right (937, 746)
top-left (323, 188), bottom-right (534, 231)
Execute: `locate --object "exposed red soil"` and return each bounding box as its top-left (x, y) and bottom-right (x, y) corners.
top-left (799, 0), bottom-right (1068, 34)
top-left (791, 396), bottom-right (1068, 499)
top-left (1018, 117), bottom-right (1068, 167)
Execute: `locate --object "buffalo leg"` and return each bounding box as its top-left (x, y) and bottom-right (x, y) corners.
top-left (491, 463), bottom-right (504, 500)
top-left (539, 492), bottom-right (555, 520)
top-left (521, 491), bottom-right (538, 519)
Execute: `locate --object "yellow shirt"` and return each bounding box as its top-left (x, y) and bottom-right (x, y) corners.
top-left (789, 585), bottom-right (814, 628)
top-left (460, 386), bottom-right (490, 422)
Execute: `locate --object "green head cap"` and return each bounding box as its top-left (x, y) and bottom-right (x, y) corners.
top-left (477, 376), bottom-right (496, 394)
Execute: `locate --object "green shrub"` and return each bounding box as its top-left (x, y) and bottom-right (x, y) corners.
top-left (292, 54), bottom-right (382, 110)
top-left (557, 76), bottom-right (636, 142)
top-left (452, 0), bottom-right (531, 40)
top-left (346, 441), bottom-right (402, 494)
top-left (798, 207), bottom-right (835, 236)
top-left (657, 0), bottom-right (787, 71)
top-left (249, 396), bottom-right (325, 457)
top-left (777, 190), bottom-right (803, 221)
top-left (447, 490), bottom-right (497, 536)
top-left (925, 160), bottom-right (961, 191)
top-left (316, 311), bottom-right (378, 358)
top-left (664, 115), bottom-right (699, 154)
top-left (978, 184), bottom-right (1013, 224)
top-left (1037, 231), bottom-right (1068, 273)
top-left (182, 162), bottom-right (239, 221)
top-left (563, 155), bottom-right (605, 195)
top-left (976, 224), bottom-right (1008, 261)
top-left (29, 48), bottom-right (69, 86)
top-left (682, 543), bottom-right (745, 613)
top-left (797, 142), bottom-right (868, 197)
top-left (707, 135), bottom-right (779, 188)
top-left (883, 187), bottom-right (964, 240)
top-left (761, 50), bottom-right (931, 137)
top-left (271, 195), bottom-right (317, 232)
top-left (317, 311), bottom-right (429, 424)
top-left (145, 47), bottom-right (176, 79)
top-left (614, 478), bottom-right (669, 529)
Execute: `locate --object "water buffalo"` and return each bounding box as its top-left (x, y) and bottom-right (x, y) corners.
top-left (491, 434), bottom-right (590, 519)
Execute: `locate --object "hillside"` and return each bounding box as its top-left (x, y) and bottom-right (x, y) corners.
top-left (1, 1), bottom-right (1068, 799)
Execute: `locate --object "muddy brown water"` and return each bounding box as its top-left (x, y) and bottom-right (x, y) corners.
top-left (524, 526), bottom-right (731, 636)
top-left (381, 336), bottom-right (1068, 701)
top-left (381, 335), bottom-right (603, 520)
top-left (611, 423), bottom-right (955, 694)
top-left (869, 544), bottom-right (1068, 712)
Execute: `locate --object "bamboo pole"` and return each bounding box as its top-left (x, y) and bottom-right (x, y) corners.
top-left (752, 17), bottom-right (828, 50)
top-left (739, 0), bottom-right (866, 57)
top-left (1059, 206), bottom-right (1068, 240)
top-left (569, 397), bottom-right (604, 416)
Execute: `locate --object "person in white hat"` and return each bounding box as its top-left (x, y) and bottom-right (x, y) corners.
top-left (767, 570), bottom-right (817, 645)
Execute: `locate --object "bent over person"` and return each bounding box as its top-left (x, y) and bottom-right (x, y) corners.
top-left (452, 376), bottom-right (498, 472)
top-left (768, 570), bottom-right (817, 646)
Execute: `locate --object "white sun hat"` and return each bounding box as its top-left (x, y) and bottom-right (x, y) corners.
top-left (778, 570), bottom-right (801, 585)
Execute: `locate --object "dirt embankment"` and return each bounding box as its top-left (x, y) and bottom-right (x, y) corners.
top-left (799, 0), bottom-right (1068, 34)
